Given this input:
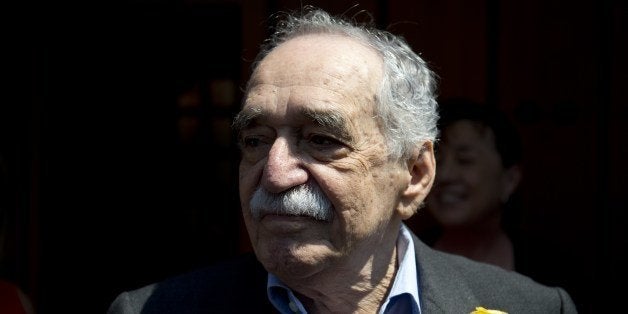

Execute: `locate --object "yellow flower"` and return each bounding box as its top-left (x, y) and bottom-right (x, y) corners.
top-left (470, 306), bottom-right (508, 314)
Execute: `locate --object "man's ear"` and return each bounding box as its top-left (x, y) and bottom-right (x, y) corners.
top-left (397, 141), bottom-right (436, 220)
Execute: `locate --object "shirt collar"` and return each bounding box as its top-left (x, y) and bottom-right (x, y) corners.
top-left (266, 223), bottom-right (421, 314)
top-left (379, 223), bottom-right (421, 314)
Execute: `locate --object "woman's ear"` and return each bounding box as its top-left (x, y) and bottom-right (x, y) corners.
top-left (397, 141), bottom-right (436, 219)
top-left (501, 164), bottom-right (522, 203)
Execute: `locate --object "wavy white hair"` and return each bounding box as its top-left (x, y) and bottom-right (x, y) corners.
top-left (246, 7), bottom-right (439, 160)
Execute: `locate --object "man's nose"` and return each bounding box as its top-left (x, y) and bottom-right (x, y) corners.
top-left (261, 137), bottom-right (308, 193)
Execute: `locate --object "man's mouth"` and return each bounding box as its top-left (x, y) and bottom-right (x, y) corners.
top-left (259, 214), bottom-right (326, 233)
top-left (260, 212), bottom-right (327, 221)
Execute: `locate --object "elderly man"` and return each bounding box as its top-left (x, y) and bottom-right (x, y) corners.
top-left (108, 7), bottom-right (577, 314)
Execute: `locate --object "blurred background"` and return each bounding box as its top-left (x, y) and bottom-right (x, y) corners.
top-left (2, 0), bottom-right (626, 313)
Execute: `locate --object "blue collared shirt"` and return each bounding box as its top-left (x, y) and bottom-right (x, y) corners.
top-left (267, 224), bottom-right (421, 314)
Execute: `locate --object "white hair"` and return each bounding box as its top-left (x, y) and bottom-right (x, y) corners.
top-left (246, 7), bottom-right (439, 160)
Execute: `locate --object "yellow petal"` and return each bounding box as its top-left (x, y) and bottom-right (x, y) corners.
top-left (470, 306), bottom-right (508, 314)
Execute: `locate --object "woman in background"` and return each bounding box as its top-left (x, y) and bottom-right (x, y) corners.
top-left (416, 99), bottom-right (523, 271)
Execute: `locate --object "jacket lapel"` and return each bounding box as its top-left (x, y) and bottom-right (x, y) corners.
top-left (413, 233), bottom-right (480, 313)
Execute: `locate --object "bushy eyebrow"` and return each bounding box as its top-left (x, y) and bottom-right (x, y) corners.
top-left (232, 106), bottom-right (353, 142)
top-left (232, 107), bottom-right (263, 133)
top-left (302, 108), bottom-right (352, 142)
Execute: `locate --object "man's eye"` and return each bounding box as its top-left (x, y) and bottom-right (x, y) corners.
top-left (309, 135), bottom-right (340, 147)
top-left (242, 136), bottom-right (263, 148)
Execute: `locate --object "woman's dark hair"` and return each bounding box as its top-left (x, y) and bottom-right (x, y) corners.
top-left (435, 98), bottom-right (525, 241)
top-left (437, 98), bottom-right (523, 168)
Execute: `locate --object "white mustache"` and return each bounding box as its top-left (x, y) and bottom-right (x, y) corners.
top-left (250, 183), bottom-right (333, 222)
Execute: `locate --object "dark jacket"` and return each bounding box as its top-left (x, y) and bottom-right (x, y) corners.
top-left (107, 233), bottom-right (577, 313)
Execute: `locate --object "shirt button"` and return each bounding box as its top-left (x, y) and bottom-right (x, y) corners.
top-left (288, 301), bottom-right (299, 312)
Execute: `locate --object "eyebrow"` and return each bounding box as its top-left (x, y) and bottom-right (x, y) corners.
top-left (232, 106), bottom-right (353, 142)
top-left (232, 107), bottom-right (263, 133)
top-left (452, 145), bottom-right (477, 154)
top-left (301, 108), bottom-right (352, 142)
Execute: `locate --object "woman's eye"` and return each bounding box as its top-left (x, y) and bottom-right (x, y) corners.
top-left (457, 156), bottom-right (475, 165)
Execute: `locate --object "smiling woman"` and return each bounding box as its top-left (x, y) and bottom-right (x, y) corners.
top-left (414, 98), bottom-right (523, 271)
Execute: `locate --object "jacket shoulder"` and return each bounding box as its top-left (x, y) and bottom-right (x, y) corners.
top-left (413, 234), bottom-right (578, 313)
top-left (107, 253), bottom-right (275, 314)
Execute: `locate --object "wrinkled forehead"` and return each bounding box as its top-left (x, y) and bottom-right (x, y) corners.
top-left (248, 34), bottom-right (383, 95)
top-left (239, 34), bottom-right (384, 129)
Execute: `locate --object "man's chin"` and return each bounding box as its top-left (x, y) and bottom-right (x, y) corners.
top-left (251, 217), bottom-right (337, 278)
top-left (257, 243), bottom-right (331, 280)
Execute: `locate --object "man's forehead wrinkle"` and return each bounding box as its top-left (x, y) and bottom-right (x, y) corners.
top-left (248, 81), bottom-right (347, 96)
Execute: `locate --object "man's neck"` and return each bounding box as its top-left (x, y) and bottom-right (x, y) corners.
top-left (296, 246), bottom-right (397, 313)
top-left (284, 227), bottom-right (400, 313)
